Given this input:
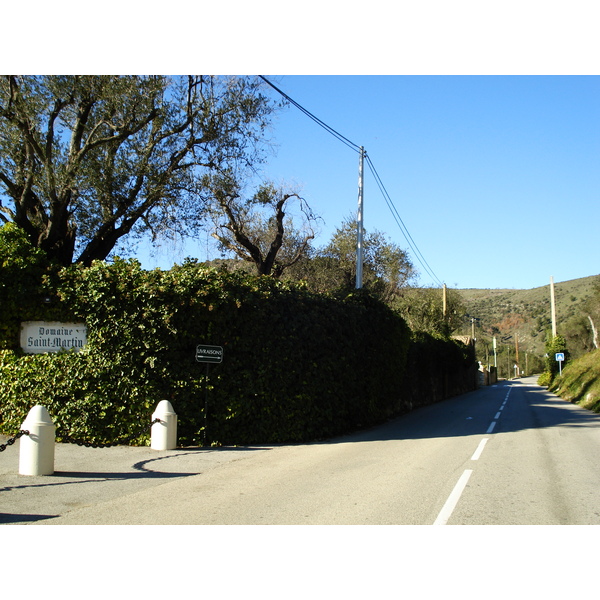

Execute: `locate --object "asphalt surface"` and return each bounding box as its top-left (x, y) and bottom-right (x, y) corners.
top-left (0, 436), bottom-right (273, 524)
top-left (3, 375), bottom-right (600, 525)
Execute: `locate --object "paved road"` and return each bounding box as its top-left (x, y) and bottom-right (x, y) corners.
top-left (2, 375), bottom-right (600, 525)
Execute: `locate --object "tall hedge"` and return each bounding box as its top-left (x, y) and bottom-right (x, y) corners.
top-left (1, 224), bottom-right (477, 446)
top-left (0, 224), bottom-right (65, 349)
top-left (0, 248), bottom-right (412, 445)
top-left (404, 331), bottom-right (478, 409)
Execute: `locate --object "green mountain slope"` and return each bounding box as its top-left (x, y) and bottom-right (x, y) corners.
top-left (454, 274), bottom-right (600, 376)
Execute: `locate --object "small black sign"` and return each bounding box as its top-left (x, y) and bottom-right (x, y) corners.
top-left (196, 344), bottom-right (223, 363)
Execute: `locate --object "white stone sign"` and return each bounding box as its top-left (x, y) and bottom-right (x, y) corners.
top-left (20, 321), bottom-right (88, 354)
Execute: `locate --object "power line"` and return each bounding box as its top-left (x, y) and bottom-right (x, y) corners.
top-left (259, 76), bottom-right (361, 154)
top-left (259, 75), bottom-right (444, 287)
top-left (365, 154), bottom-right (443, 287)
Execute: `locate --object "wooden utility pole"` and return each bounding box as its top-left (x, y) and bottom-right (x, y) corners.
top-left (550, 276), bottom-right (557, 337)
top-left (443, 283), bottom-right (447, 316)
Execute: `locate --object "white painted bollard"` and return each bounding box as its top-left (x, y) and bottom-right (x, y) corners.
top-left (151, 400), bottom-right (177, 450)
top-left (19, 405), bottom-right (55, 476)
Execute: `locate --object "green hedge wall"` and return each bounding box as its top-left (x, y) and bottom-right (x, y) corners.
top-left (404, 331), bottom-right (478, 409)
top-left (1, 224), bottom-right (476, 446)
top-left (0, 224), bottom-right (65, 349)
top-left (1, 235), bottom-right (412, 444)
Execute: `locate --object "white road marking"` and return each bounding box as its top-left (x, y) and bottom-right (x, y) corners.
top-left (471, 438), bottom-right (489, 460)
top-left (433, 386), bottom-right (513, 525)
top-left (433, 470), bottom-right (473, 525)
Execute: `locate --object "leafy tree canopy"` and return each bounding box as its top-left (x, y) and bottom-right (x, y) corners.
top-left (391, 285), bottom-right (464, 338)
top-left (0, 75), bottom-right (279, 265)
top-left (288, 217), bottom-right (416, 300)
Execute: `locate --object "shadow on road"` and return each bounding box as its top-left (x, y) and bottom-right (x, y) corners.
top-left (0, 447), bottom-right (271, 502)
top-left (0, 512), bottom-right (59, 524)
top-left (317, 380), bottom-right (600, 446)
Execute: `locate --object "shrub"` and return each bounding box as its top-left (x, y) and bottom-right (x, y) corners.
top-left (544, 334), bottom-right (569, 376)
top-left (537, 371), bottom-right (553, 387)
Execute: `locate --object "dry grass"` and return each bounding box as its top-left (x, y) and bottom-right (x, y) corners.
top-left (551, 349), bottom-right (600, 413)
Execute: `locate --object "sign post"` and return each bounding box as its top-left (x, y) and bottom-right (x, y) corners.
top-left (196, 345), bottom-right (223, 446)
top-left (555, 352), bottom-right (565, 375)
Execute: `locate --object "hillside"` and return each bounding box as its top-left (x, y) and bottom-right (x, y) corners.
top-left (549, 349), bottom-right (600, 413)
top-left (455, 274), bottom-right (600, 376)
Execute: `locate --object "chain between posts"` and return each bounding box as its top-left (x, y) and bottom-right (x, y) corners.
top-left (1, 417), bottom-right (162, 451)
top-left (0, 430), bottom-right (30, 452)
top-left (58, 418), bottom-right (162, 448)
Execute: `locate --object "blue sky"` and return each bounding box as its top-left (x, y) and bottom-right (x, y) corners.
top-left (8, 3), bottom-right (599, 291)
top-left (138, 75), bottom-right (599, 290)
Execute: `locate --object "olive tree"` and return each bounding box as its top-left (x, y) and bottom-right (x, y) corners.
top-left (0, 75), bottom-right (279, 265)
top-left (207, 172), bottom-right (320, 277)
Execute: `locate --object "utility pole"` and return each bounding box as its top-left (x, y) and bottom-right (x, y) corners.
top-left (356, 146), bottom-right (365, 289)
top-left (442, 283), bottom-right (448, 335)
top-left (443, 283), bottom-right (447, 316)
top-left (550, 276), bottom-right (557, 338)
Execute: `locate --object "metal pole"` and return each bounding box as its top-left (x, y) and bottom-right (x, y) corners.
top-left (203, 363), bottom-right (209, 446)
top-left (356, 146), bottom-right (364, 289)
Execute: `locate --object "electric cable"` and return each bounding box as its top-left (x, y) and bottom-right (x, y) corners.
top-left (259, 75), bottom-right (445, 287)
top-left (259, 76), bottom-right (361, 154)
top-left (365, 153), bottom-right (444, 287)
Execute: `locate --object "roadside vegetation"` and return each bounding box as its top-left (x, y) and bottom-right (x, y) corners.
top-left (540, 349), bottom-right (600, 414)
top-left (461, 278), bottom-right (600, 414)
top-left (0, 223), bottom-right (477, 446)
